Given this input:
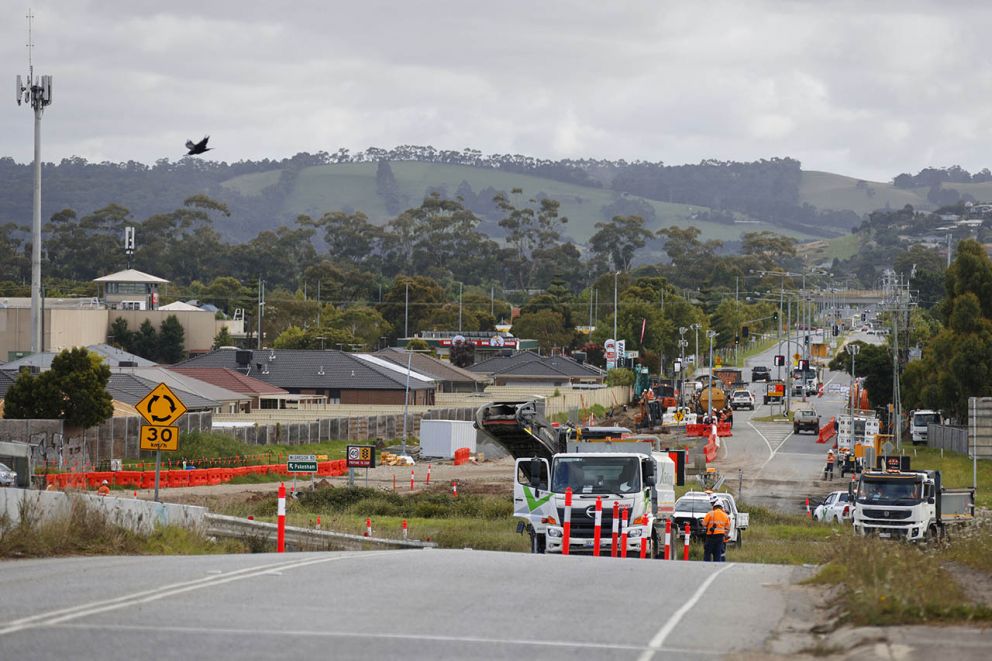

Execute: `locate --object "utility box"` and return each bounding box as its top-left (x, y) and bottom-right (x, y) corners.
top-left (419, 420), bottom-right (477, 459)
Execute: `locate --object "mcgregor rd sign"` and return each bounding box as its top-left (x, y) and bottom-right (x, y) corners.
top-left (136, 383), bottom-right (188, 427)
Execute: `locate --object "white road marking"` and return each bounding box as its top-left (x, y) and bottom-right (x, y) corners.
top-left (48, 621), bottom-right (723, 655)
top-left (0, 552), bottom-right (398, 636)
top-left (638, 563), bottom-right (735, 661)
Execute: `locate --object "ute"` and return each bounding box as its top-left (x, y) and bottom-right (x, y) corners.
top-left (850, 467), bottom-right (974, 542)
top-left (476, 400), bottom-right (679, 556)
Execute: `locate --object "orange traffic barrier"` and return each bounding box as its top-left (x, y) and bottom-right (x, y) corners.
top-left (453, 448), bottom-right (471, 465)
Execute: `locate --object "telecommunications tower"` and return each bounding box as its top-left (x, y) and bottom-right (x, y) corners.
top-left (15, 10), bottom-right (53, 353)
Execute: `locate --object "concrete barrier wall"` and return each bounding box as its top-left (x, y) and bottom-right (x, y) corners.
top-left (0, 487), bottom-right (207, 535)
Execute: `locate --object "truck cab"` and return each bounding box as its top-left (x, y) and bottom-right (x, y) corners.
top-left (851, 469), bottom-right (974, 542)
top-left (514, 450), bottom-right (676, 555)
top-left (909, 410), bottom-right (941, 446)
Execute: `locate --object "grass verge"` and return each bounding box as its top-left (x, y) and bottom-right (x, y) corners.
top-left (0, 497), bottom-right (245, 558)
top-left (901, 447), bottom-right (992, 508)
top-left (808, 533), bottom-right (992, 625)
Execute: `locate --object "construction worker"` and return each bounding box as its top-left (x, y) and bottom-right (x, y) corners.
top-left (97, 479), bottom-right (111, 496)
top-left (824, 449), bottom-right (836, 481)
top-left (702, 500), bottom-right (731, 562)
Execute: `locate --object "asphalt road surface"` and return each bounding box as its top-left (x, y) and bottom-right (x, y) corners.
top-left (0, 550), bottom-right (801, 660)
top-left (710, 330), bottom-right (885, 513)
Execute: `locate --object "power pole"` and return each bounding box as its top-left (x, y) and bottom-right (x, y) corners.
top-left (16, 10), bottom-right (53, 354)
top-left (256, 278), bottom-right (265, 350)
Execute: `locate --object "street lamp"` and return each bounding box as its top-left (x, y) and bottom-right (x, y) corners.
top-left (458, 281), bottom-right (463, 332)
top-left (613, 271), bottom-right (620, 346)
top-left (678, 326), bottom-right (688, 407)
top-left (706, 330), bottom-right (718, 420)
top-left (690, 323), bottom-right (701, 372)
top-left (846, 343), bottom-right (861, 454)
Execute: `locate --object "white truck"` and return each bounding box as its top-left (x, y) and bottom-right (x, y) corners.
top-left (476, 400), bottom-right (677, 556)
top-left (909, 409), bottom-right (941, 446)
top-left (851, 468), bottom-right (974, 542)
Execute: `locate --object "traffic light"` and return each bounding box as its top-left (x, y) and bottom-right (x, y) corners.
top-left (861, 312), bottom-right (867, 321)
top-left (741, 326), bottom-right (750, 338)
top-left (734, 335), bottom-right (739, 345)
top-left (832, 325), bottom-right (839, 337)
top-left (773, 354), bottom-right (785, 366)
top-left (798, 359), bottom-right (809, 370)
top-left (773, 311), bottom-right (778, 322)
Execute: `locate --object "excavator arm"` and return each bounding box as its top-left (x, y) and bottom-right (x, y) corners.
top-left (474, 400), bottom-right (563, 462)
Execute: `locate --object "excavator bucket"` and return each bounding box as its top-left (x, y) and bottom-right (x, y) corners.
top-left (475, 400), bottom-right (561, 462)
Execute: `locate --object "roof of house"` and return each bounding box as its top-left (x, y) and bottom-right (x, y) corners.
top-left (93, 269), bottom-right (169, 284)
top-left (159, 301), bottom-right (205, 312)
top-left (467, 351), bottom-right (604, 379)
top-left (107, 373), bottom-right (217, 411)
top-left (0, 370), bottom-right (16, 399)
top-left (1, 344), bottom-right (158, 370)
top-left (174, 348), bottom-right (436, 391)
top-left (374, 348), bottom-right (489, 385)
top-left (114, 366), bottom-right (249, 404)
top-left (169, 367), bottom-right (288, 396)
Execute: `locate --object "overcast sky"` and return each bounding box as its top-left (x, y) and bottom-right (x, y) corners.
top-left (2, 0), bottom-right (990, 181)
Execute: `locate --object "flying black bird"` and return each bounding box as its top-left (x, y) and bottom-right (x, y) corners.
top-left (185, 136), bottom-right (212, 156)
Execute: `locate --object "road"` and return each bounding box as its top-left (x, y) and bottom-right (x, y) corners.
top-left (0, 550), bottom-right (802, 660)
top-left (710, 330), bottom-right (885, 512)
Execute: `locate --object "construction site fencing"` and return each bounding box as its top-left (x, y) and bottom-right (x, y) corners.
top-left (927, 424), bottom-right (971, 456)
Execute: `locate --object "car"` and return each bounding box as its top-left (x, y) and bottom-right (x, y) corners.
top-left (730, 389), bottom-right (755, 411)
top-left (813, 490), bottom-right (852, 523)
top-left (793, 408), bottom-right (820, 434)
top-left (0, 462), bottom-right (17, 487)
top-left (750, 366), bottom-right (770, 382)
top-left (672, 490), bottom-right (749, 547)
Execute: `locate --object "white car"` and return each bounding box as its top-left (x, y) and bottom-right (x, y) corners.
top-left (0, 462), bottom-right (16, 487)
top-left (814, 490), bottom-right (851, 523)
top-left (730, 389), bottom-right (755, 410)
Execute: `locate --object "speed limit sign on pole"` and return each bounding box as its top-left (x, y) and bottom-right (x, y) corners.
top-left (140, 425), bottom-right (179, 451)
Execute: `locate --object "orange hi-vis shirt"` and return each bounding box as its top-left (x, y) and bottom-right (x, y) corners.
top-left (702, 508), bottom-right (731, 536)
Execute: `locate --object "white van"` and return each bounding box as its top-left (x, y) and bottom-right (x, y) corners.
top-left (910, 410), bottom-right (941, 445)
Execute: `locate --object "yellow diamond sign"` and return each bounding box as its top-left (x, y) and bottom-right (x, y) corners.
top-left (136, 383), bottom-right (188, 427)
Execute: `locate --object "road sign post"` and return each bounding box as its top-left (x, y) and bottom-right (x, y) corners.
top-left (287, 454), bottom-right (318, 493)
top-left (136, 383), bottom-right (187, 502)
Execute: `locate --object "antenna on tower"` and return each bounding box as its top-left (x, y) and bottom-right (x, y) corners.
top-left (15, 8), bottom-right (54, 354)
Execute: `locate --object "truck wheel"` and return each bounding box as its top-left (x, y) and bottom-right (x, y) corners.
top-left (650, 528), bottom-right (662, 559)
top-left (735, 531), bottom-right (743, 549)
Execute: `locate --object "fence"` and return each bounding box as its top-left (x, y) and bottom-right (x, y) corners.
top-left (927, 424), bottom-right (970, 455)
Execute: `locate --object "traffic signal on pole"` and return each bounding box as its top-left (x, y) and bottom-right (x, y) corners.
top-left (832, 325), bottom-right (839, 337)
top-left (774, 354), bottom-right (785, 366)
top-left (741, 326), bottom-right (749, 338)
top-left (734, 335), bottom-right (739, 345)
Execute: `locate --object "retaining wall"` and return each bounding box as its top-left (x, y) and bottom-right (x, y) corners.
top-left (0, 487), bottom-right (207, 535)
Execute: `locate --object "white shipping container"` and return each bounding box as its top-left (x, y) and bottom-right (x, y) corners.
top-left (419, 420), bottom-right (477, 459)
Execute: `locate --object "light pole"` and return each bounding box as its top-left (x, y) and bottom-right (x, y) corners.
top-left (706, 330), bottom-right (717, 420)
top-left (613, 271), bottom-right (620, 345)
top-left (678, 326), bottom-right (688, 408)
top-left (401, 348), bottom-right (414, 457)
top-left (846, 343), bottom-right (860, 454)
top-left (458, 281), bottom-right (463, 332)
top-left (404, 282), bottom-right (410, 339)
top-left (691, 323), bottom-right (701, 373)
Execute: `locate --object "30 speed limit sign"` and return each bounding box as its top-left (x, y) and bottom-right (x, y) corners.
top-left (140, 425), bottom-right (180, 451)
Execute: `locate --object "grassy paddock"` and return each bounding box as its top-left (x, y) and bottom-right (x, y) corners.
top-left (902, 447), bottom-right (991, 508)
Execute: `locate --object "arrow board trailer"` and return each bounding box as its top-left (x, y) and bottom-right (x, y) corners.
top-left (514, 450), bottom-right (676, 555)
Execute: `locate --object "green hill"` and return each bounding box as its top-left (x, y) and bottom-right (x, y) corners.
top-left (799, 171), bottom-right (929, 215)
top-left (222, 161), bottom-right (817, 243)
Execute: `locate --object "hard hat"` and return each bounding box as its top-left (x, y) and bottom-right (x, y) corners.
top-left (101, 480), bottom-right (109, 485)
top-left (711, 501), bottom-right (724, 509)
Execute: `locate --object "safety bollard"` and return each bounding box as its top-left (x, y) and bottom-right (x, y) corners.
top-left (620, 507), bottom-right (629, 559)
top-left (315, 515), bottom-right (321, 531)
top-left (451, 481), bottom-right (458, 497)
top-left (277, 482), bottom-right (286, 553)
top-left (426, 463), bottom-right (432, 485)
top-left (562, 487), bottom-right (572, 556)
top-left (683, 522), bottom-right (690, 560)
top-left (611, 501), bottom-right (620, 557)
top-left (402, 519), bottom-right (408, 540)
top-left (410, 468), bottom-right (415, 492)
top-left (805, 497), bottom-right (812, 520)
top-left (392, 474), bottom-right (396, 491)
top-left (592, 496), bottom-right (602, 557)
top-left (664, 518), bottom-right (672, 560)
top-left (365, 516), bottom-right (372, 537)
top-left (640, 536), bottom-right (647, 559)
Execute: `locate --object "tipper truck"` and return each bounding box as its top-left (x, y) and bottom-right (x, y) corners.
top-left (850, 468), bottom-right (974, 542)
top-left (476, 400), bottom-right (678, 556)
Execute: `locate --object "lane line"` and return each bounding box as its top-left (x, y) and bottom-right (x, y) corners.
top-left (48, 622), bottom-right (723, 656)
top-left (638, 563), bottom-right (734, 661)
top-left (748, 421), bottom-right (776, 459)
top-left (0, 552), bottom-right (397, 636)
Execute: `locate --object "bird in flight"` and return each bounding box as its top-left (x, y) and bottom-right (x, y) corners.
top-left (185, 136), bottom-right (212, 156)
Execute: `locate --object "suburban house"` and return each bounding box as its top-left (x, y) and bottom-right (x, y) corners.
top-left (169, 367), bottom-right (294, 410)
top-left (466, 351), bottom-right (606, 387)
top-left (107, 373), bottom-right (218, 413)
top-left (175, 348), bottom-right (437, 405)
top-left (112, 366), bottom-right (252, 414)
top-left (373, 347), bottom-right (490, 393)
top-left (2, 344), bottom-right (156, 370)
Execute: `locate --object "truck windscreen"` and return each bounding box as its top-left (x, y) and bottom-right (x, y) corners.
top-left (857, 478), bottom-right (922, 505)
top-left (551, 456), bottom-right (641, 495)
top-left (912, 413), bottom-right (940, 427)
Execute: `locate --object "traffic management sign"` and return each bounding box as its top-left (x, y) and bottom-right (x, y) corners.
top-left (346, 445), bottom-right (376, 468)
top-left (287, 454), bottom-right (318, 472)
top-left (136, 383), bottom-right (188, 427)
top-left (140, 425), bottom-right (180, 451)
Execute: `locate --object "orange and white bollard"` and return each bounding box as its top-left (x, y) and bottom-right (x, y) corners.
top-left (402, 519), bottom-right (408, 540)
top-left (805, 497), bottom-right (812, 520)
top-left (365, 516), bottom-right (372, 537)
top-left (592, 496), bottom-right (603, 557)
top-left (611, 501), bottom-right (620, 557)
top-left (683, 522), bottom-right (691, 560)
top-left (664, 518), bottom-right (672, 560)
top-left (426, 463), bottom-right (432, 485)
top-left (562, 487), bottom-right (572, 556)
top-left (451, 481), bottom-right (458, 497)
top-left (315, 515), bottom-right (321, 531)
top-left (410, 468), bottom-right (415, 491)
top-left (620, 507), bottom-right (629, 559)
top-left (277, 482), bottom-right (286, 553)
